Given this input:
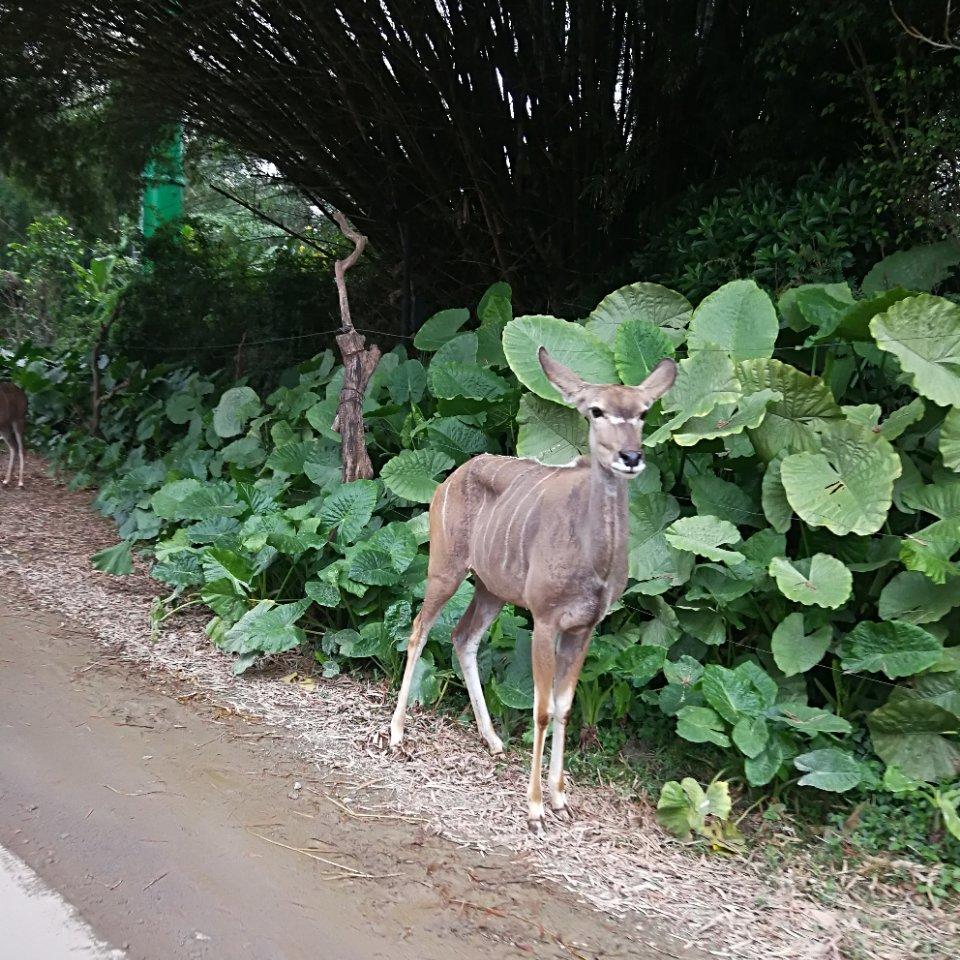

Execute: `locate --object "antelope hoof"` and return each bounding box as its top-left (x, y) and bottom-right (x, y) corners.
top-left (389, 721), bottom-right (404, 750)
top-left (527, 801), bottom-right (546, 835)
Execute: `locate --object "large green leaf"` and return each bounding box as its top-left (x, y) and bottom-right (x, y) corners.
top-left (613, 318), bottom-right (675, 386)
top-left (840, 621), bottom-right (943, 679)
top-left (267, 440), bottom-right (328, 476)
top-left (92, 541), bottom-right (134, 575)
top-left (413, 308), bottom-right (470, 351)
top-left (645, 348), bottom-right (741, 445)
top-left (665, 515), bottom-right (744, 564)
top-left (348, 522), bottom-right (419, 585)
top-left (761, 457), bottom-right (792, 532)
top-left (656, 778), bottom-right (730, 838)
top-left (432, 331), bottom-right (478, 365)
top-left (676, 706), bottom-right (730, 747)
top-left (492, 630), bottom-right (534, 709)
top-left (744, 732), bottom-right (793, 787)
top-left (794, 749), bottom-right (865, 792)
top-left (387, 359), bottom-right (427, 404)
top-left (878, 570), bottom-right (960, 623)
top-left (672, 388), bottom-right (779, 447)
top-left (862, 239), bottom-right (960, 296)
top-left (516, 393), bottom-right (589, 465)
top-left (151, 478), bottom-right (243, 522)
top-left (380, 449), bottom-right (454, 503)
top-left (220, 435), bottom-right (266, 468)
top-left (902, 481), bottom-right (960, 520)
top-left (318, 479), bottom-right (379, 543)
top-left (869, 692), bottom-right (960, 782)
top-left (424, 417), bottom-right (488, 464)
top-left (870, 294), bottom-right (960, 407)
top-left (899, 520), bottom-right (960, 584)
top-left (771, 612), bottom-right (832, 677)
top-left (585, 282), bottom-right (692, 347)
top-left (688, 474), bottom-right (763, 528)
top-left (428, 362), bottom-right (512, 401)
top-left (768, 554), bottom-right (851, 608)
top-left (737, 359), bottom-right (843, 461)
top-left (780, 422), bottom-right (900, 535)
top-left (687, 279), bottom-right (779, 361)
top-left (213, 386), bottom-right (262, 438)
top-left (778, 282), bottom-right (855, 333)
top-left (219, 599), bottom-right (310, 669)
top-left (732, 716), bottom-right (769, 758)
top-left (701, 663), bottom-right (769, 724)
top-left (779, 704), bottom-right (851, 736)
top-left (627, 492), bottom-right (692, 594)
top-left (502, 315), bottom-right (617, 403)
top-left (940, 407), bottom-right (960, 471)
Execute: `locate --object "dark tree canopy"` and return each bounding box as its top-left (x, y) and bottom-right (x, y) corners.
top-left (1, 1), bottom-right (957, 319)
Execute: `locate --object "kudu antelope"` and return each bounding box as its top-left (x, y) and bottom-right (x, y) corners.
top-left (0, 382), bottom-right (27, 489)
top-left (390, 348), bottom-right (677, 830)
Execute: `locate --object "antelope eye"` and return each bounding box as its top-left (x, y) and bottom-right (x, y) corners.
top-left (590, 407), bottom-right (604, 419)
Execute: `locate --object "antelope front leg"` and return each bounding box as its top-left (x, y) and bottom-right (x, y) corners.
top-left (527, 619), bottom-right (557, 833)
top-left (548, 627), bottom-right (593, 818)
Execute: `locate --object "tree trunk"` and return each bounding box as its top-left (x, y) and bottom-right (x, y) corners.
top-left (331, 211), bottom-right (380, 482)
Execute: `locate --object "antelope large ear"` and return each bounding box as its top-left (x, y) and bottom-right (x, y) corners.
top-left (635, 358), bottom-right (677, 406)
top-left (538, 347), bottom-right (587, 404)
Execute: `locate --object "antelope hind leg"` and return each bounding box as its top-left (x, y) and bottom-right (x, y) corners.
top-left (1, 429), bottom-right (13, 486)
top-left (451, 582), bottom-right (504, 754)
top-left (548, 627), bottom-right (593, 818)
top-left (13, 422), bottom-right (24, 488)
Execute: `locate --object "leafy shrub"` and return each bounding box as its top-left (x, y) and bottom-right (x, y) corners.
top-left (633, 165), bottom-right (920, 301)
top-left (111, 219), bottom-right (352, 382)
top-left (5, 245), bottom-right (960, 807)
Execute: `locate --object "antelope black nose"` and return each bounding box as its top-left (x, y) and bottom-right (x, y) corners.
top-left (619, 450), bottom-right (642, 468)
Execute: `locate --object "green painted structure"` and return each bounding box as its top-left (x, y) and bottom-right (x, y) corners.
top-left (141, 126), bottom-right (185, 238)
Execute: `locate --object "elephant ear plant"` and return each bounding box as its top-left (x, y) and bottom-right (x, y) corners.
top-left (4, 240), bottom-right (960, 808)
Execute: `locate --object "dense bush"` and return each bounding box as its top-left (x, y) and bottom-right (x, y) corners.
top-left (633, 165), bottom-right (952, 302)
top-left (111, 219), bottom-right (354, 382)
top-left (4, 243), bottom-right (960, 834)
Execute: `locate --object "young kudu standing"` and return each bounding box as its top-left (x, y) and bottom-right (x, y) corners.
top-left (391, 348), bottom-right (677, 831)
top-left (0, 382), bottom-right (27, 489)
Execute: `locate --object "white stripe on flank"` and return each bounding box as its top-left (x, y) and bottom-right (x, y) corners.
top-left (479, 464), bottom-right (539, 568)
top-left (502, 469), bottom-right (558, 563)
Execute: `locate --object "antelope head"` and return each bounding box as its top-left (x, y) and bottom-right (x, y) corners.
top-left (538, 347), bottom-right (677, 477)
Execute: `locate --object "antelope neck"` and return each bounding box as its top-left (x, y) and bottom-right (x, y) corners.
top-left (585, 455), bottom-right (628, 579)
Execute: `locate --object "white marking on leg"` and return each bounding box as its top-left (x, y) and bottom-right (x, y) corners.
top-left (13, 424), bottom-right (24, 487)
top-left (438, 482), bottom-right (450, 536)
top-left (458, 632), bottom-right (503, 754)
top-left (548, 687), bottom-right (575, 808)
top-left (390, 621), bottom-right (426, 746)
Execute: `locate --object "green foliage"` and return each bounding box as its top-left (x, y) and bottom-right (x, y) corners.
top-left (656, 777), bottom-right (737, 848)
top-left (6, 260), bottom-right (960, 812)
top-left (633, 166), bottom-right (901, 301)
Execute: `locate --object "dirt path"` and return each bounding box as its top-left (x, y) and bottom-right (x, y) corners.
top-left (0, 586), bottom-right (689, 960)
